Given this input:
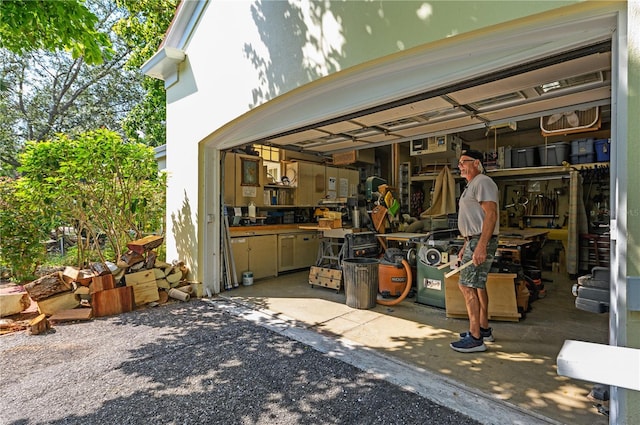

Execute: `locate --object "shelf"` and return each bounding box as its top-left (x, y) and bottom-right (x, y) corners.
top-left (411, 174), bottom-right (464, 182)
top-left (524, 215), bottom-right (559, 219)
top-left (487, 165), bottom-right (571, 179)
top-left (264, 184), bottom-right (295, 189)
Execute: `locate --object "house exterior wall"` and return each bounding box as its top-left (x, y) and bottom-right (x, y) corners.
top-left (163, 0), bottom-right (578, 276)
top-left (153, 1), bottom-right (639, 422)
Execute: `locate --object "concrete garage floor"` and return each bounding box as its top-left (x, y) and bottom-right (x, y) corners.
top-left (222, 269), bottom-right (609, 425)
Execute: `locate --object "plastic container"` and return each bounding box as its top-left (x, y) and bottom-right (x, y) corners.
top-left (570, 153), bottom-right (595, 164)
top-left (342, 258), bottom-right (379, 309)
top-left (242, 271), bottom-right (254, 286)
top-left (537, 142), bottom-right (570, 166)
top-left (571, 138), bottom-right (595, 155)
top-left (594, 139), bottom-right (611, 162)
top-left (511, 147), bottom-right (537, 168)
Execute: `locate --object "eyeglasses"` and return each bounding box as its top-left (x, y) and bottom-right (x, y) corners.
top-left (458, 159), bottom-right (475, 166)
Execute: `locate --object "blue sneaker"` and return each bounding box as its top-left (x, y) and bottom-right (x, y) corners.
top-left (450, 334), bottom-right (487, 353)
top-left (459, 327), bottom-right (495, 342)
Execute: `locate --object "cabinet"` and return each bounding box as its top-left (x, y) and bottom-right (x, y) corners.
top-left (278, 232), bottom-right (321, 272)
top-left (290, 161), bottom-right (326, 206)
top-left (325, 166), bottom-right (358, 200)
top-left (223, 152), bottom-right (265, 207)
top-left (230, 234), bottom-right (277, 281)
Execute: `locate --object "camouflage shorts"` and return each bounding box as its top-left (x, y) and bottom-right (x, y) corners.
top-left (459, 236), bottom-right (498, 289)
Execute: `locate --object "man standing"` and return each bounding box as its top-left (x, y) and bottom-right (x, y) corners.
top-left (451, 149), bottom-right (499, 353)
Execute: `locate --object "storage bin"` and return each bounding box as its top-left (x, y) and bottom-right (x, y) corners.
top-left (571, 138), bottom-right (594, 155)
top-left (570, 153), bottom-right (595, 164)
top-left (498, 146), bottom-right (511, 168)
top-left (537, 142), bottom-right (570, 166)
top-left (594, 139), bottom-right (611, 162)
top-left (511, 147), bottom-right (537, 168)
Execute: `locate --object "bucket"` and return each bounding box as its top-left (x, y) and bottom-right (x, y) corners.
top-left (342, 258), bottom-right (379, 309)
top-left (242, 271), bottom-right (254, 286)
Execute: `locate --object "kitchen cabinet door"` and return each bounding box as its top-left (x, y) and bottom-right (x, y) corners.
top-left (278, 234), bottom-right (296, 272)
top-left (295, 233), bottom-right (320, 268)
top-left (247, 234), bottom-right (277, 279)
top-left (231, 235), bottom-right (277, 281)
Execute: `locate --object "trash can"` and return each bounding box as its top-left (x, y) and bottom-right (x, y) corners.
top-left (342, 258), bottom-right (379, 309)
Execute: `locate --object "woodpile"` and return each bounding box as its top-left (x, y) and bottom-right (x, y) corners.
top-left (0, 235), bottom-right (203, 335)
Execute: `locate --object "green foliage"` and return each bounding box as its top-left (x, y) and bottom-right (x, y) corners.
top-left (17, 129), bottom-right (166, 267)
top-left (115, 0), bottom-right (178, 147)
top-left (0, 0), bottom-right (113, 65)
top-left (0, 177), bottom-right (51, 282)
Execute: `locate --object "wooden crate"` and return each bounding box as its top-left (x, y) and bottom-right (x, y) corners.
top-left (309, 266), bottom-right (342, 291)
top-left (318, 218), bottom-right (342, 229)
top-left (444, 273), bottom-right (520, 321)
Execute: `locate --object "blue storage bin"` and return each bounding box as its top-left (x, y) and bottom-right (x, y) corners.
top-left (537, 142), bottom-right (570, 166)
top-left (571, 153), bottom-right (595, 164)
top-left (571, 138), bottom-right (594, 155)
top-left (594, 139), bottom-right (610, 162)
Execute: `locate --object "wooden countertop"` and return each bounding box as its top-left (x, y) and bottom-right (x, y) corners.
top-left (229, 224), bottom-right (312, 236)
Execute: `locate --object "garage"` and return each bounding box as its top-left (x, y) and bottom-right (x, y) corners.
top-left (216, 39), bottom-right (614, 425)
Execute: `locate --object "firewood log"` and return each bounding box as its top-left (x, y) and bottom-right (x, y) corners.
top-left (29, 314), bottom-right (50, 335)
top-left (127, 235), bottom-right (164, 254)
top-left (24, 272), bottom-right (70, 301)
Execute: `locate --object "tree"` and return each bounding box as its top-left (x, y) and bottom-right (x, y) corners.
top-left (0, 0), bottom-right (113, 65)
top-left (114, 0), bottom-right (179, 147)
top-left (0, 0), bottom-right (145, 175)
top-left (16, 128), bottom-right (166, 267)
top-left (0, 177), bottom-right (52, 282)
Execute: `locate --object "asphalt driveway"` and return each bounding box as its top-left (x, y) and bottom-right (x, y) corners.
top-left (0, 298), bottom-right (485, 425)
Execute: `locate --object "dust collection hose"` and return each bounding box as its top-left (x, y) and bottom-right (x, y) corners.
top-left (376, 259), bottom-right (413, 306)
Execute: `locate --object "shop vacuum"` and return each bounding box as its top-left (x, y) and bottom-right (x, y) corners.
top-left (378, 248), bottom-right (411, 298)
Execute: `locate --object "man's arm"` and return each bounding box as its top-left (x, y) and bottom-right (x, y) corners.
top-left (472, 200), bottom-right (498, 265)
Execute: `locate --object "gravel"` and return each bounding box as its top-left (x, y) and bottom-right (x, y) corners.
top-left (0, 299), bottom-right (482, 425)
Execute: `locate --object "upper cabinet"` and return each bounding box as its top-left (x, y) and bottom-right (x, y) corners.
top-left (224, 152), bottom-right (265, 207)
top-left (325, 166), bottom-right (359, 200)
top-left (290, 161), bottom-right (326, 207)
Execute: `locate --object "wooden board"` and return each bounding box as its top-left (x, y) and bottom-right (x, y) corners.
top-left (37, 292), bottom-right (80, 316)
top-left (49, 308), bottom-right (93, 323)
top-left (62, 266), bottom-right (81, 284)
top-left (309, 266), bottom-right (342, 291)
top-left (90, 274), bottom-right (115, 294)
top-left (128, 281), bottom-right (159, 306)
top-left (127, 235), bottom-right (164, 254)
top-left (124, 269), bottom-right (156, 286)
top-left (91, 286), bottom-right (135, 317)
top-left (445, 273), bottom-right (521, 322)
top-left (0, 292), bottom-right (31, 317)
